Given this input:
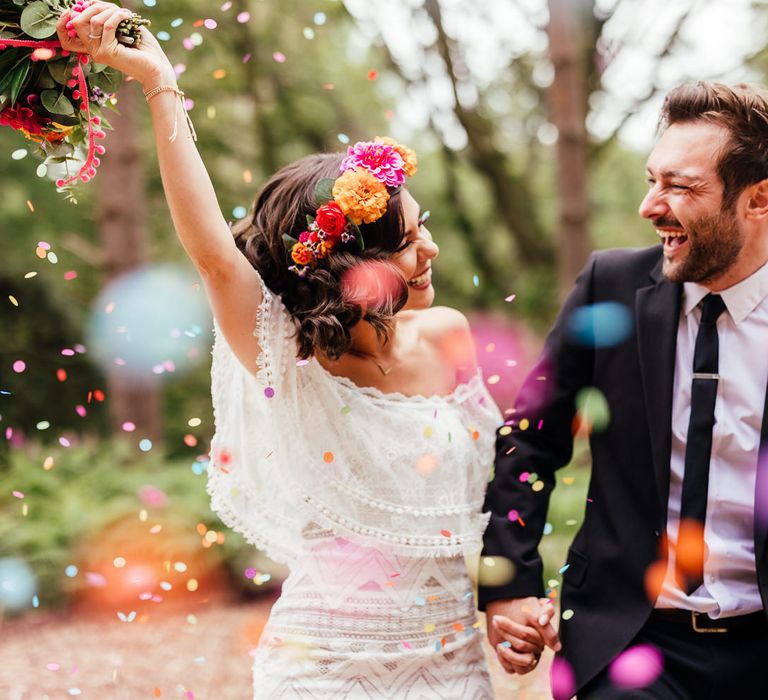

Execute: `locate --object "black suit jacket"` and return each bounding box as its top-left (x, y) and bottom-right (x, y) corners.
top-left (479, 245), bottom-right (768, 694)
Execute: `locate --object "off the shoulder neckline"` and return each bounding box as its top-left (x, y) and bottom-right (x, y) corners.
top-left (310, 358), bottom-right (486, 404)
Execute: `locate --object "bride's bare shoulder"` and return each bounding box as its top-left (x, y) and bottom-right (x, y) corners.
top-left (410, 307), bottom-right (477, 378)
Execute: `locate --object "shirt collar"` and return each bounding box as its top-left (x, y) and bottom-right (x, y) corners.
top-left (683, 261), bottom-right (768, 324)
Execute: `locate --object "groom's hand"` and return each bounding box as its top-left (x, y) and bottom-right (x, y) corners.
top-left (486, 597), bottom-right (561, 675)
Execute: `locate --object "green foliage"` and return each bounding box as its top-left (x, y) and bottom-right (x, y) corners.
top-left (0, 439), bottom-right (244, 606)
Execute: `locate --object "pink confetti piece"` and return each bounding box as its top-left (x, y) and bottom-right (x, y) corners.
top-left (505, 294), bottom-right (517, 302)
top-left (12, 491), bottom-right (24, 499)
top-left (64, 271), bottom-right (78, 280)
top-left (236, 11), bottom-right (250, 22)
top-left (273, 51), bottom-right (286, 63)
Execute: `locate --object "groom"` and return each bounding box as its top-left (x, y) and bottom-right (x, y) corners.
top-left (480, 81), bottom-right (768, 699)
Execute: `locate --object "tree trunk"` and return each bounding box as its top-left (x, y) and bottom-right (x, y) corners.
top-left (97, 80), bottom-right (163, 443)
top-left (547, 0), bottom-right (592, 299)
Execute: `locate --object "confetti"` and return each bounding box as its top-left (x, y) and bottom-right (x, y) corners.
top-left (323, 451), bottom-right (334, 463)
top-left (12, 491), bottom-right (24, 499)
top-left (236, 11), bottom-right (250, 23)
top-left (440, 529), bottom-right (452, 538)
top-left (12, 360), bottom-right (26, 373)
top-left (367, 69), bottom-right (378, 80)
top-left (264, 387), bottom-right (275, 398)
top-left (272, 52), bottom-right (286, 63)
top-left (505, 294), bottom-right (517, 302)
top-left (562, 609), bottom-right (575, 620)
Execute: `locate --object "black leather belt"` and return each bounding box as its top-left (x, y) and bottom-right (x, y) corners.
top-left (650, 609), bottom-right (767, 635)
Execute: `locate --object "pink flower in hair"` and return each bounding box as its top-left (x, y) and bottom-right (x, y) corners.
top-left (340, 141), bottom-right (406, 188)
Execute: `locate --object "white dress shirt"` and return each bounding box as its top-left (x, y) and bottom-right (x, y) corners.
top-left (655, 261), bottom-right (768, 618)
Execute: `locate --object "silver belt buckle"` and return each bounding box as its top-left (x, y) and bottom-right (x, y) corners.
top-left (691, 611), bottom-right (727, 633)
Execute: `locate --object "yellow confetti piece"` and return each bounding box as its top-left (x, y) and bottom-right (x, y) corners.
top-left (113, 557), bottom-right (126, 568)
top-left (487, 374), bottom-right (500, 385)
top-left (8, 295), bottom-right (18, 306)
top-left (205, 530), bottom-right (218, 543)
top-left (519, 418), bottom-right (530, 430)
top-left (563, 476), bottom-right (575, 485)
top-left (562, 609), bottom-right (575, 620)
top-left (24, 271), bottom-right (37, 279)
top-left (187, 578), bottom-right (199, 592)
top-left (424, 623), bottom-right (436, 633)
top-left (423, 426), bottom-right (433, 438)
top-left (43, 456), bottom-right (55, 470)
top-left (243, 169), bottom-right (253, 183)
top-left (499, 426), bottom-right (512, 436)
top-left (532, 480), bottom-right (545, 492)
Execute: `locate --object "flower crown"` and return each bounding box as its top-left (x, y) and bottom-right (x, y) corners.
top-left (285, 137), bottom-right (418, 277)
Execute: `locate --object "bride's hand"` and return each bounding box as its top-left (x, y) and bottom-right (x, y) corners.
top-left (55, 1), bottom-right (176, 88)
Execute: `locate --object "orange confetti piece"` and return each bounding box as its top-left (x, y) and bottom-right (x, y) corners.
top-left (153, 688), bottom-right (162, 698)
top-left (453, 623), bottom-right (464, 632)
top-left (212, 69), bottom-right (226, 79)
top-left (323, 451), bottom-right (334, 463)
top-left (440, 529), bottom-right (452, 537)
top-left (57, 369), bottom-right (67, 382)
top-left (367, 69), bottom-right (378, 80)
top-left (26, 200), bottom-right (35, 212)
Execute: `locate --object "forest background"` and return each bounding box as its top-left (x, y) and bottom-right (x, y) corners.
top-left (2, 0), bottom-right (768, 695)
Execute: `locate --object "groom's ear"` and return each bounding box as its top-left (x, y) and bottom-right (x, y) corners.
top-left (742, 178), bottom-right (768, 220)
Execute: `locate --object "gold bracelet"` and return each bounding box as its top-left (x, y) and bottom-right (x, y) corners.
top-left (144, 85), bottom-right (183, 101)
top-left (143, 85), bottom-right (197, 143)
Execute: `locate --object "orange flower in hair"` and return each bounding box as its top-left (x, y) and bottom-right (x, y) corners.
top-left (332, 168), bottom-right (390, 225)
top-left (291, 242), bottom-right (313, 266)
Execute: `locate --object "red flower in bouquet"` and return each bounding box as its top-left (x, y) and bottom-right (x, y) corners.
top-left (0, 105), bottom-right (50, 137)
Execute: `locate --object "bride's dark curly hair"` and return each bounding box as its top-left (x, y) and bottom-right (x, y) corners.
top-left (232, 153), bottom-right (410, 360)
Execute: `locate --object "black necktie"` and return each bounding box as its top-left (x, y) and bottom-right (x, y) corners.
top-left (678, 293), bottom-right (727, 594)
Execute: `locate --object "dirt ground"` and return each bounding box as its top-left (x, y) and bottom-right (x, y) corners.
top-left (0, 597), bottom-right (553, 699)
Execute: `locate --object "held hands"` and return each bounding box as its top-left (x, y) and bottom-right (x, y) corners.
top-left (55, 1), bottom-right (175, 88)
top-left (486, 597), bottom-right (562, 675)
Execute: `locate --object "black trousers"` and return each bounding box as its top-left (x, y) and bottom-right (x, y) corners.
top-left (579, 611), bottom-right (768, 700)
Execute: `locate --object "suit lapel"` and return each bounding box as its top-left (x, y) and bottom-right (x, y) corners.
top-left (635, 259), bottom-right (682, 526)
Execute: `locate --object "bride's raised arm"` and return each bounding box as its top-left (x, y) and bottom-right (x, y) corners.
top-left (56, 2), bottom-right (263, 366)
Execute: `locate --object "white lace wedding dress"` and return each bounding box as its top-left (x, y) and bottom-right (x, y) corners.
top-left (207, 278), bottom-right (502, 699)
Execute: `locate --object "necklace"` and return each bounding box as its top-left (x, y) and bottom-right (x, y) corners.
top-left (350, 349), bottom-right (396, 376)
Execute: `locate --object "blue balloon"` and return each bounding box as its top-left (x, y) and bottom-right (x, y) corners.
top-left (567, 302), bottom-right (633, 348)
top-left (86, 264), bottom-right (212, 380)
top-left (0, 558), bottom-right (37, 612)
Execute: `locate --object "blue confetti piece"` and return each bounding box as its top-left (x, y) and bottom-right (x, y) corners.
top-left (473, 274), bottom-right (480, 287)
top-left (559, 564), bottom-right (570, 574)
top-left (567, 302), bottom-right (632, 348)
top-left (414, 596), bottom-right (426, 606)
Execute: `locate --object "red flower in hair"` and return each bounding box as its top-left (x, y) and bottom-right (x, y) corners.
top-left (315, 202), bottom-right (348, 241)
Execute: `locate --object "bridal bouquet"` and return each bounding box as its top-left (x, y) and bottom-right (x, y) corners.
top-left (0, 0), bottom-right (148, 195)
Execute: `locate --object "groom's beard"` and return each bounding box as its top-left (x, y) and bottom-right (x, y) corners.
top-left (661, 209), bottom-right (743, 284)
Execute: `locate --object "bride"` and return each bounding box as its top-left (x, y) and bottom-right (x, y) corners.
top-left (58, 4), bottom-right (552, 696)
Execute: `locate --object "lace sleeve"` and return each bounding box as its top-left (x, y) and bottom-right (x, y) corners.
top-left (206, 275), bottom-right (308, 565)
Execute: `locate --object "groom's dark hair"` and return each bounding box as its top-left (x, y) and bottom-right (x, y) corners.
top-left (660, 81), bottom-right (768, 209)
